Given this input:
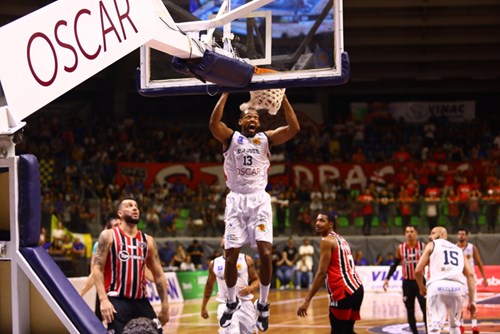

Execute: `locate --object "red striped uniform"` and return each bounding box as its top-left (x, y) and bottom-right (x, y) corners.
top-left (326, 232), bottom-right (363, 302)
top-left (104, 227), bottom-right (149, 299)
top-left (399, 241), bottom-right (424, 280)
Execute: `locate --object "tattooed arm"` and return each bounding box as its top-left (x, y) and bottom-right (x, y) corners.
top-left (92, 229), bottom-right (115, 324)
top-left (147, 236), bottom-right (170, 325)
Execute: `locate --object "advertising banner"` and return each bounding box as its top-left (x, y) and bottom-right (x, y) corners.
top-left (175, 270), bottom-right (217, 300)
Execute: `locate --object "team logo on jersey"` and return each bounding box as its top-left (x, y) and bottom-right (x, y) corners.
top-left (118, 250), bottom-right (145, 262)
top-left (236, 263), bottom-right (242, 270)
top-left (257, 223), bottom-right (266, 232)
top-left (237, 136), bottom-right (244, 144)
top-left (252, 137), bottom-right (261, 145)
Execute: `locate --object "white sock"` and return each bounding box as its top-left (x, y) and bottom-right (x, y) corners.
top-left (259, 284), bottom-right (270, 304)
top-left (227, 286), bottom-right (236, 303)
top-left (471, 319), bottom-right (478, 327)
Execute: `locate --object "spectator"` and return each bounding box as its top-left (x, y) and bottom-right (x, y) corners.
top-left (354, 250), bottom-right (368, 266)
top-left (180, 254), bottom-right (196, 271)
top-left (171, 244), bottom-right (187, 268)
top-left (159, 242), bottom-right (176, 268)
top-left (446, 189), bottom-right (460, 233)
top-left (424, 184), bottom-right (440, 231)
top-left (276, 237), bottom-right (298, 290)
top-left (187, 239), bottom-right (205, 270)
top-left (357, 188), bottom-right (375, 236)
top-left (294, 254), bottom-right (313, 290)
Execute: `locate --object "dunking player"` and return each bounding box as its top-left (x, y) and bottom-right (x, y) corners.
top-left (201, 240), bottom-right (260, 333)
top-left (383, 225), bottom-right (427, 334)
top-left (415, 226), bottom-right (476, 334)
top-left (297, 212), bottom-right (364, 334)
top-left (93, 199), bottom-right (169, 334)
top-left (210, 92), bottom-right (300, 331)
top-left (456, 228), bottom-right (488, 334)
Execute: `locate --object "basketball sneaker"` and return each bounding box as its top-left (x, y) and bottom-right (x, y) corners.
top-left (219, 298), bottom-right (241, 328)
top-left (472, 326), bottom-right (480, 334)
top-left (255, 300), bottom-right (270, 332)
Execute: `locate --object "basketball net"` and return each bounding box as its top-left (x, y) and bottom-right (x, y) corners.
top-left (239, 67), bottom-right (285, 115)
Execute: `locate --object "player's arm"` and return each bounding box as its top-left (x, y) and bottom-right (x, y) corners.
top-left (201, 260), bottom-right (216, 319)
top-left (266, 95), bottom-right (300, 146)
top-left (462, 253), bottom-right (477, 315)
top-left (147, 236), bottom-right (170, 325)
top-left (239, 255), bottom-right (260, 297)
top-left (209, 92), bottom-right (233, 148)
top-left (415, 242), bottom-right (433, 296)
top-left (473, 246), bottom-right (488, 287)
top-left (297, 237), bottom-right (334, 317)
top-left (383, 247), bottom-right (401, 291)
top-left (92, 229), bottom-right (116, 324)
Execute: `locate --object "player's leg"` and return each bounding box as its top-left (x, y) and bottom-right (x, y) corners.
top-left (221, 192), bottom-right (247, 328)
top-left (253, 190), bottom-right (274, 331)
top-left (427, 283), bottom-right (449, 333)
top-left (446, 293), bottom-right (465, 334)
top-left (329, 286), bottom-right (363, 334)
top-left (234, 300), bottom-right (257, 334)
top-left (416, 287), bottom-right (427, 332)
top-left (402, 280), bottom-right (419, 334)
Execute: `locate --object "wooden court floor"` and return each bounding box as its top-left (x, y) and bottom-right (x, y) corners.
top-left (161, 290), bottom-right (500, 334)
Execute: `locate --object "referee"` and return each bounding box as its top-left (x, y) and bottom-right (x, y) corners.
top-left (383, 225), bottom-right (427, 334)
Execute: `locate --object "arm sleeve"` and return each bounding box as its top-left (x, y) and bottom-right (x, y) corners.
top-left (386, 257), bottom-right (401, 280)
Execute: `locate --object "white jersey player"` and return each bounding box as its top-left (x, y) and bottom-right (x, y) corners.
top-left (201, 251), bottom-right (260, 334)
top-left (456, 228), bottom-right (488, 334)
top-left (415, 227), bottom-right (476, 334)
top-left (210, 92), bottom-right (299, 331)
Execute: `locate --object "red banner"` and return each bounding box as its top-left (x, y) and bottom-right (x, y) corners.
top-left (476, 265), bottom-right (500, 293)
top-left (116, 161), bottom-right (493, 190)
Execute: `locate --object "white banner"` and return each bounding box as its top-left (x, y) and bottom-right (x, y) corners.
top-left (351, 101), bottom-right (476, 124)
top-left (356, 265), bottom-right (402, 292)
top-left (0, 0), bottom-right (158, 122)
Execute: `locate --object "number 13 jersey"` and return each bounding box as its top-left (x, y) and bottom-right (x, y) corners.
top-left (223, 131), bottom-right (270, 194)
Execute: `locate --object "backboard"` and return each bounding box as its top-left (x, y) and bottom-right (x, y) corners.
top-left (138, 0), bottom-right (348, 96)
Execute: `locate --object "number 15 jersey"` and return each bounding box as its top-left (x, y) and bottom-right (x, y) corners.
top-left (223, 131), bottom-right (270, 194)
top-left (427, 238), bottom-right (466, 286)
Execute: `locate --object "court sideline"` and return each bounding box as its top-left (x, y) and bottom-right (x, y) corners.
top-left (161, 290), bottom-right (500, 333)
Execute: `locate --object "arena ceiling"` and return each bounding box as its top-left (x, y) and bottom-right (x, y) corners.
top-left (1, 0), bottom-right (500, 97)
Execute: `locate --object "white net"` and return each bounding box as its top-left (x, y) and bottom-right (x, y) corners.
top-left (239, 88), bottom-right (286, 115)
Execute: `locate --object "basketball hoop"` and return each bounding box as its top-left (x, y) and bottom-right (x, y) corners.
top-left (239, 88), bottom-right (285, 115)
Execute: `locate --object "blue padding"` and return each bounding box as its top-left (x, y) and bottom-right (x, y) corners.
top-left (20, 246), bottom-right (107, 334)
top-left (138, 51), bottom-right (350, 97)
top-left (18, 154), bottom-right (41, 247)
top-left (172, 50), bottom-right (254, 88)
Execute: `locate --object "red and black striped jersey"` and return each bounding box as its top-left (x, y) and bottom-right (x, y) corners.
top-left (399, 241), bottom-right (424, 280)
top-left (104, 227), bottom-right (149, 299)
top-left (326, 231), bottom-right (363, 302)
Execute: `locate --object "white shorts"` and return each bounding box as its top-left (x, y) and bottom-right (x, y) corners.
top-left (427, 280), bottom-right (467, 334)
top-left (217, 300), bottom-right (256, 334)
top-left (224, 190), bottom-right (273, 249)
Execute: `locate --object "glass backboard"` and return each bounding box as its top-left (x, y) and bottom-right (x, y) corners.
top-left (138, 0), bottom-right (348, 96)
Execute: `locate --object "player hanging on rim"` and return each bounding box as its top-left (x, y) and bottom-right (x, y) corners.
top-left (209, 91), bottom-right (300, 332)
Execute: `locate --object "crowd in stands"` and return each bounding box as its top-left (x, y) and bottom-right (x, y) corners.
top-left (17, 108), bottom-right (500, 245)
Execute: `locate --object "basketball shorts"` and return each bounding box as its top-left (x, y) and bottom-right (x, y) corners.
top-left (224, 190), bottom-right (273, 249)
top-left (217, 300), bottom-right (257, 334)
top-left (426, 280), bottom-right (466, 333)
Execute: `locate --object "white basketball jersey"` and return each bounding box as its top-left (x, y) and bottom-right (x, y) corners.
top-left (427, 239), bottom-right (466, 286)
top-left (213, 253), bottom-right (253, 303)
top-left (223, 131), bottom-right (270, 194)
top-left (459, 242), bottom-right (475, 270)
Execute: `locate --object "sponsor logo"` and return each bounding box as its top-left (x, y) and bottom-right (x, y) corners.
top-left (118, 250), bottom-right (145, 262)
top-left (253, 138), bottom-right (261, 145)
top-left (237, 136), bottom-right (244, 144)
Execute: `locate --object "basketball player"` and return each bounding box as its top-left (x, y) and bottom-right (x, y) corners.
top-left (415, 227), bottom-right (476, 334)
top-left (80, 216), bottom-right (120, 321)
top-left (210, 92), bottom-right (300, 332)
top-left (297, 212), bottom-right (364, 334)
top-left (93, 199), bottom-right (169, 334)
top-left (201, 240), bottom-right (260, 334)
top-left (382, 225), bottom-right (427, 334)
top-left (456, 228), bottom-right (488, 334)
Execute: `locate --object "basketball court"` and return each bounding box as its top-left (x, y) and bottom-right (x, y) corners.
top-left (162, 290), bottom-right (500, 333)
